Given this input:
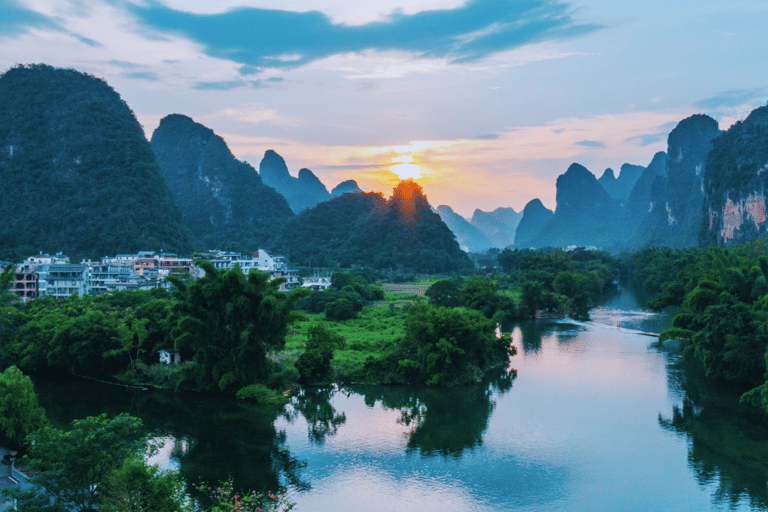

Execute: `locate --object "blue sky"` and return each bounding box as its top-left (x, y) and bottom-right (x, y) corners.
top-left (1, 0), bottom-right (767, 215)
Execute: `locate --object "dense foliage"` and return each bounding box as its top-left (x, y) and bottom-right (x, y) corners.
top-left (0, 366), bottom-right (46, 448)
top-left (169, 261), bottom-right (307, 393)
top-left (7, 413), bottom-right (145, 512)
top-left (297, 270), bottom-right (384, 319)
top-left (0, 64), bottom-right (195, 261)
top-left (295, 324), bottom-right (345, 384)
top-left (0, 288), bottom-right (174, 378)
top-left (394, 302), bottom-right (515, 386)
top-left (280, 181), bottom-right (473, 273)
top-left (498, 247), bottom-right (619, 319)
top-left (425, 276), bottom-right (518, 322)
top-left (630, 242), bottom-right (768, 411)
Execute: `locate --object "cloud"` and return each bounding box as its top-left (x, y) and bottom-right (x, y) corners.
top-left (71, 33), bottom-right (102, 47)
top-left (626, 133), bottom-right (664, 147)
top-left (625, 120), bottom-right (679, 147)
top-left (266, 76), bottom-right (283, 82)
top-left (575, 140), bottom-right (605, 148)
top-left (128, 0), bottom-right (601, 73)
top-left (202, 103), bottom-right (291, 126)
top-left (475, 133), bottom-right (500, 140)
top-left (317, 164), bottom-right (389, 170)
top-left (192, 78), bottom-right (271, 90)
top-left (693, 87), bottom-right (768, 110)
top-left (109, 60), bottom-right (141, 69)
top-left (192, 79), bottom-right (246, 90)
top-left (238, 64), bottom-right (259, 75)
top-left (124, 71), bottom-right (160, 81)
top-left (0, 0), bottom-right (62, 38)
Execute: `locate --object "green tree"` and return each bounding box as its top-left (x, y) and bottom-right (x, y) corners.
top-left (0, 366), bottom-right (46, 447)
top-left (398, 302), bottom-right (515, 386)
top-left (520, 279), bottom-right (544, 319)
top-left (101, 456), bottom-right (187, 512)
top-left (425, 278), bottom-right (462, 308)
top-left (458, 276), bottom-right (518, 321)
top-left (553, 271), bottom-right (592, 320)
top-left (12, 413), bottom-right (144, 512)
top-left (295, 324), bottom-right (345, 384)
top-left (324, 297), bottom-right (356, 321)
top-left (170, 261), bottom-right (307, 393)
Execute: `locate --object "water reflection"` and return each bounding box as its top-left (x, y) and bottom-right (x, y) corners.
top-left (36, 379), bottom-right (309, 496)
top-left (346, 369), bottom-right (515, 458)
top-left (289, 387), bottom-right (347, 445)
top-left (659, 356), bottom-right (768, 511)
top-left (507, 320), bottom-right (585, 354)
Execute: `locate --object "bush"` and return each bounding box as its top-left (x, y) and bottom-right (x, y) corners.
top-left (295, 325), bottom-right (345, 384)
top-left (235, 384), bottom-right (289, 405)
top-left (325, 298), bottom-right (356, 321)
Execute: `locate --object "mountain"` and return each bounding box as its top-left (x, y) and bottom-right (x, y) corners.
top-left (530, 163), bottom-right (623, 248)
top-left (279, 191), bottom-right (386, 268)
top-left (470, 207), bottom-right (522, 248)
top-left (436, 205), bottom-right (492, 253)
top-left (514, 199), bottom-right (554, 248)
top-left (624, 152), bottom-right (668, 236)
top-left (150, 114), bottom-right (294, 252)
top-left (331, 180), bottom-right (363, 198)
top-left (0, 64), bottom-right (194, 261)
top-left (280, 181), bottom-right (472, 272)
top-left (598, 164), bottom-right (645, 202)
top-left (259, 150), bottom-right (331, 213)
top-left (636, 114), bottom-right (721, 248)
top-left (702, 105), bottom-right (768, 245)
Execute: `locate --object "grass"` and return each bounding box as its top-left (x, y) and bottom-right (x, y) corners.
top-left (277, 291), bottom-right (413, 380)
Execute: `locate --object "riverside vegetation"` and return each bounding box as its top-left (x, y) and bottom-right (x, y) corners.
top-left (4, 244), bottom-right (768, 509)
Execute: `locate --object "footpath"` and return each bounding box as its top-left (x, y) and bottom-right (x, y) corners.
top-left (0, 446), bottom-right (31, 512)
top-left (0, 446), bottom-right (14, 511)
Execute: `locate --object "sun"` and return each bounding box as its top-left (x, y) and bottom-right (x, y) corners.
top-left (389, 154), bottom-right (423, 180)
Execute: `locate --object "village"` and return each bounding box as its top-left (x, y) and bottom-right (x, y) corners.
top-left (3, 249), bottom-right (331, 304)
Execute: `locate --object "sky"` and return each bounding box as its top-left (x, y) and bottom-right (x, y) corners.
top-left (1, 0), bottom-right (767, 217)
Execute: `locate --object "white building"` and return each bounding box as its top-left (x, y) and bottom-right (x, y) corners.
top-left (204, 249), bottom-right (300, 291)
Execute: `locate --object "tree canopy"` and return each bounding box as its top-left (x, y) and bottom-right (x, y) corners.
top-left (170, 261), bottom-right (307, 393)
top-left (0, 366), bottom-right (46, 447)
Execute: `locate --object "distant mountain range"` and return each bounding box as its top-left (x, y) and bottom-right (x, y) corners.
top-left (2, 63), bottom-right (766, 266)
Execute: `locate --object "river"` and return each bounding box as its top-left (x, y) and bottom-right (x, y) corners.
top-left (35, 286), bottom-right (768, 511)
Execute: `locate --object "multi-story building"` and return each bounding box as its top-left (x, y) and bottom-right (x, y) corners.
top-left (204, 249), bottom-right (300, 291)
top-left (11, 253), bottom-right (71, 302)
top-left (12, 266), bottom-right (38, 302)
top-left (86, 261), bottom-right (142, 295)
top-left (44, 263), bottom-right (89, 298)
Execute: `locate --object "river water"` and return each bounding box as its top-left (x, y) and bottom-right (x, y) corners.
top-left (36, 286), bottom-right (768, 511)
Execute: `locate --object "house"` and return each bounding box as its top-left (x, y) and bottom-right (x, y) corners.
top-left (158, 349), bottom-right (182, 364)
top-left (42, 263), bottom-right (89, 298)
top-left (203, 249), bottom-right (301, 291)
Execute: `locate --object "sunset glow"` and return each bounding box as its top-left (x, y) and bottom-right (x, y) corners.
top-left (4, 0), bottom-right (766, 216)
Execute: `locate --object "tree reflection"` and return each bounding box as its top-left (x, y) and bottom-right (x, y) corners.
top-left (36, 379), bottom-right (309, 498)
top-left (290, 386), bottom-right (347, 444)
top-left (518, 321), bottom-right (543, 353)
top-left (659, 360), bottom-right (768, 510)
top-left (353, 368), bottom-right (515, 458)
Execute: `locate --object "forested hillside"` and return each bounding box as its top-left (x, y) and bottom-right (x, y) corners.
top-left (0, 64), bottom-right (195, 261)
top-left (280, 181), bottom-right (472, 273)
top-left (151, 114), bottom-right (294, 252)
